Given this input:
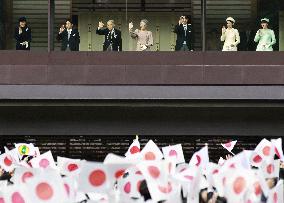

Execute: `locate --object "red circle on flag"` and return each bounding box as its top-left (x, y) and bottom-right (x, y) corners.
top-left (36, 182), bottom-right (54, 200)
top-left (196, 155), bottom-right (201, 166)
top-left (124, 182), bottom-right (131, 194)
top-left (225, 142), bottom-right (232, 148)
top-left (64, 183), bottom-right (70, 196)
top-left (67, 163), bottom-right (78, 172)
top-left (144, 152), bottom-right (156, 160)
top-left (137, 180), bottom-right (142, 192)
top-left (0, 198), bottom-right (4, 203)
top-left (262, 146), bottom-right (271, 156)
top-left (169, 150), bottom-right (177, 157)
top-left (115, 169), bottom-right (125, 179)
top-left (39, 159), bottom-right (50, 168)
top-left (253, 155), bottom-right (262, 163)
top-left (130, 146), bottom-right (140, 154)
top-left (253, 182), bottom-right (262, 196)
top-left (233, 177), bottom-right (246, 194)
top-left (135, 170), bottom-right (142, 175)
top-left (184, 175), bottom-right (194, 181)
top-left (22, 172), bottom-right (34, 183)
top-left (158, 182), bottom-right (172, 194)
top-left (275, 147), bottom-right (281, 159)
top-left (4, 156), bottom-right (12, 166)
top-left (11, 192), bottom-right (25, 203)
top-left (266, 164), bottom-right (274, 174)
top-left (212, 169), bottom-right (219, 174)
top-left (273, 192), bottom-right (278, 203)
top-left (147, 166), bottom-right (160, 179)
top-left (89, 170), bottom-right (106, 187)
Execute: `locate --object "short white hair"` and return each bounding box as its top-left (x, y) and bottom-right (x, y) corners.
top-left (107, 20), bottom-right (115, 25)
top-left (140, 19), bottom-right (149, 26)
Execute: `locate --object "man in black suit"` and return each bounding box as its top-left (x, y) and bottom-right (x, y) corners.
top-left (96, 20), bottom-right (122, 51)
top-left (57, 19), bottom-right (80, 51)
top-left (174, 15), bottom-right (194, 51)
top-left (14, 17), bottom-right (32, 50)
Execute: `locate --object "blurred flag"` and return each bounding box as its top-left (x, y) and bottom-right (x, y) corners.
top-left (162, 144), bottom-right (185, 164)
top-left (30, 151), bottom-right (56, 169)
top-left (57, 156), bottom-right (81, 176)
top-left (141, 140), bottom-right (163, 161)
top-left (221, 140), bottom-right (237, 153)
top-left (125, 136), bottom-right (140, 157)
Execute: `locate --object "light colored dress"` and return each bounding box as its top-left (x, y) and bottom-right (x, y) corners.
top-left (220, 28), bottom-right (240, 51)
top-left (254, 29), bottom-right (276, 51)
top-left (130, 29), bottom-right (153, 51)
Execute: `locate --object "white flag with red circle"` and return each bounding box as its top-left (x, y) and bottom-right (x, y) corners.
top-left (254, 139), bottom-right (274, 162)
top-left (57, 156), bottom-right (81, 176)
top-left (30, 151), bottom-right (57, 169)
top-left (260, 159), bottom-right (280, 179)
top-left (11, 167), bottom-right (39, 185)
top-left (271, 138), bottom-right (284, 161)
top-left (141, 140), bottom-right (163, 161)
top-left (189, 146), bottom-right (209, 171)
top-left (2, 184), bottom-right (31, 203)
top-left (0, 153), bottom-right (15, 172)
top-left (125, 137), bottom-right (141, 157)
top-left (117, 166), bottom-right (144, 199)
top-left (26, 169), bottom-right (68, 203)
top-left (221, 140), bottom-right (237, 152)
top-left (224, 168), bottom-right (252, 203)
top-left (162, 144), bottom-right (185, 164)
top-left (78, 161), bottom-right (111, 194)
top-left (62, 176), bottom-right (77, 203)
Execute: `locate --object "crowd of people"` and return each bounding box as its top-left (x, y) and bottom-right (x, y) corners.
top-left (0, 137), bottom-right (284, 203)
top-left (14, 15), bottom-right (277, 52)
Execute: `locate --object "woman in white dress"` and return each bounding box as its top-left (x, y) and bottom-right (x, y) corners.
top-left (129, 19), bottom-right (153, 51)
top-left (220, 17), bottom-right (240, 51)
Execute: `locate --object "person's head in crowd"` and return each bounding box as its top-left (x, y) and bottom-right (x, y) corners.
top-left (216, 196), bottom-right (227, 203)
top-left (199, 188), bottom-right (208, 203)
top-left (260, 18), bottom-right (269, 29)
top-left (140, 19), bottom-right (148, 31)
top-left (266, 177), bottom-right (278, 189)
top-left (107, 20), bottom-right (115, 31)
top-left (180, 15), bottom-right (190, 25)
top-left (18, 17), bottom-right (27, 28)
top-left (65, 19), bottom-right (73, 30)
top-left (226, 17), bottom-right (235, 29)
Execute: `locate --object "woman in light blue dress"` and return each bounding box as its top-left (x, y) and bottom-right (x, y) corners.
top-left (254, 18), bottom-right (276, 51)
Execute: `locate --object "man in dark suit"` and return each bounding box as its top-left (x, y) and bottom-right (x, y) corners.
top-left (174, 15), bottom-right (194, 51)
top-left (14, 17), bottom-right (32, 50)
top-left (96, 20), bottom-right (122, 51)
top-left (57, 19), bottom-right (80, 51)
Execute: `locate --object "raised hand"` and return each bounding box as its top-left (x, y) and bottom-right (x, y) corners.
top-left (59, 25), bottom-right (65, 33)
top-left (19, 27), bottom-right (22, 34)
top-left (129, 22), bottom-right (134, 30)
top-left (99, 21), bottom-right (104, 29)
top-left (222, 26), bottom-right (226, 34)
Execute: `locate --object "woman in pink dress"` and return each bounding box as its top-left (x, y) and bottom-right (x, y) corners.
top-left (129, 19), bottom-right (153, 51)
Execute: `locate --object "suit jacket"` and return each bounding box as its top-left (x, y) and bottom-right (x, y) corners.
top-left (14, 26), bottom-right (32, 50)
top-left (174, 23), bottom-right (194, 51)
top-left (96, 28), bottom-right (122, 51)
top-left (57, 28), bottom-right (80, 51)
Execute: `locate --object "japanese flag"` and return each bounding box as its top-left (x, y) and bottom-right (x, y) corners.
top-left (0, 153), bottom-right (15, 172)
top-left (260, 159), bottom-right (280, 179)
top-left (117, 166), bottom-right (144, 199)
top-left (4, 147), bottom-right (20, 164)
top-left (57, 156), bottom-right (81, 176)
top-left (78, 161), bottom-right (111, 193)
top-left (267, 180), bottom-right (283, 203)
top-left (106, 163), bottom-right (132, 185)
top-left (189, 146), bottom-right (209, 171)
top-left (254, 139), bottom-right (274, 162)
top-left (271, 138), bottom-right (284, 161)
top-left (15, 143), bottom-right (35, 158)
top-left (162, 144), bottom-right (185, 164)
top-left (2, 185), bottom-right (31, 203)
top-left (224, 168), bottom-right (252, 203)
top-left (62, 176), bottom-right (77, 203)
top-left (26, 169), bottom-right (68, 203)
top-left (11, 167), bottom-right (40, 185)
top-left (221, 140), bottom-right (237, 153)
top-left (244, 173), bottom-right (263, 203)
top-left (141, 140), bottom-right (163, 161)
top-left (125, 137), bottom-right (140, 157)
top-left (30, 151), bottom-right (57, 169)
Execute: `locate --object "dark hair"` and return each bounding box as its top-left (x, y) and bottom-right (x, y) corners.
top-left (65, 19), bottom-right (73, 24)
top-left (18, 17), bottom-right (27, 22)
top-left (185, 15), bottom-right (191, 21)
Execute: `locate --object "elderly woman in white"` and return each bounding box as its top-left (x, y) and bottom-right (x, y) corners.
top-left (220, 17), bottom-right (240, 51)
